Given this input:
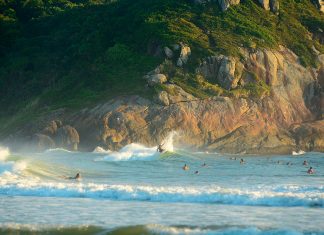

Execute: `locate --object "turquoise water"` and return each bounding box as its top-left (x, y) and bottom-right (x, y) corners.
top-left (0, 144), bottom-right (323, 234)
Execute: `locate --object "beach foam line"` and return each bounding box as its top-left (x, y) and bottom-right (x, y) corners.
top-left (0, 180), bottom-right (323, 207)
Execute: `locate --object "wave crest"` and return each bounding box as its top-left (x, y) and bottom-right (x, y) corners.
top-left (0, 180), bottom-right (322, 207)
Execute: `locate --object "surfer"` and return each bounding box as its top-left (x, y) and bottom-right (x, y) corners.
top-left (307, 167), bottom-right (315, 174)
top-left (303, 160), bottom-right (308, 166)
top-left (65, 173), bottom-right (81, 180)
top-left (157, 143), bottom-right (165, 153)
top-left (182, 164), bottom-right (189, 171)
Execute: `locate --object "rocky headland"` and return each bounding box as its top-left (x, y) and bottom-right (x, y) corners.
top-left (3, 44), bottom-right (324, 154)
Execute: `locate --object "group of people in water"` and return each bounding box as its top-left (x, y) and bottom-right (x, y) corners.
top-left (63, 145), bottom-right (316, 180)
top-left (182, 162), bottom-right (207, 175)
top-left (180, 157), bottom-right (316, 175)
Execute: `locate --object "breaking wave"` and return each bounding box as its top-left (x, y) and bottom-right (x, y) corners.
top-left (94, 131), bottom-right (176, 161)
top-left (0, 178), bottom-right (323, 207)
top-left (1, 224), bottom-right (321, 235)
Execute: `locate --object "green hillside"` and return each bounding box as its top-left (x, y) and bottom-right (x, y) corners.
top-left (0, 0), bottom-right (323, 118)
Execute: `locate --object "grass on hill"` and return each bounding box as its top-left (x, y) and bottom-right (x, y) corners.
top-left (0, 0), bottom-right (323, 123)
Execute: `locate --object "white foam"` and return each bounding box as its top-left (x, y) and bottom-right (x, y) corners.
top-left (97, 143), bottom-right (159, 161)
top-left (145, 225), bottom-right (306, 235)
top-left (0, 180), bottom-right (322, 207)
top-left (95, 131), bottom-right (176, 161)
top-left (44, 148), bottom-right (73, 153)
top-left (160, 131), bottom-right (176, 152)
top-left (93, 146), bottom-right (111, 154)
top-left (292, 150), bottom-right (306, 156)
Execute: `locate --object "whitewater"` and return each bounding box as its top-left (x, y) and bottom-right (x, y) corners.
top-left (0, 138), bottom-right (324, 234)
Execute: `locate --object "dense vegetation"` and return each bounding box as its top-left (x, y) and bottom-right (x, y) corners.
top-left (0, 0), bottom-right (323, 121)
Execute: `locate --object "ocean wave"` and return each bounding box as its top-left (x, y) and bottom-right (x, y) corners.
top-left (0, 224), bottom-right (322, 235)
top-left (44, 148), bottom-right (74, 154)
top-left (94, 132), bottom-right (176, 161)
top-left (95, 143), bottom-right (160, 161)
top-left (0, 180), bottom-right (323, 207)
top-left (145, 224), bottom-right (323, 235)
top-left (93, 146), bottom-right (112, 154)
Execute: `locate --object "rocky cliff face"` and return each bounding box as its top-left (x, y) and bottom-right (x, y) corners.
top-left (5, 46), bottom-right (324, 154)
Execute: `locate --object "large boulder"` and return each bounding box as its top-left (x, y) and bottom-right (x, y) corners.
top-left (291, 120), bottom-right (324, 152)
top-left (147, 74), bottom-right (168, 86)
top-left (258, 0), bottom-right (270, 10)
top-left (312, 0), bottom-right (324, 12)
top-left (270, 0), bottom-right (279, 14)
top-left (197, 55), bottom-right (243, 90)
top-left (164, 47), bottom-right (174, 59)
top-left (193, 0), bottom-right (240, 11)
top-left (32, 134), bottom-right (56, 151)
top-left (55, 125), bottom-right (80, 151)
top-left (217, 0), bottom-right (240, 11)
top-left (41, 120), bottom-right (62, 137)
top-left (177, 43), bottom-right (191, 67)
top-left (156, 91), bottom-right (170, 106)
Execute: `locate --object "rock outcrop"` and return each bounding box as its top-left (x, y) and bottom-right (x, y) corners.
top-left (177, 43), bottom-right (191, 67)
top-left (258, 0), bottom-right (280, 13)
top-left (194, 0), bottom-right (278, 13)
top-left (23, 120), bottom-right (80, 151)
top-left (313, 0), bottom-right (324, 12)
top-left (197, 55), bottom-right (244, 89)
top-left (3, 46), bottom-right (324, 154)
top-left (290, 120), bottom-right (324, 152)
top-left (55, 125), bottom-right (80, 151)
top-left (194, 0), bottom-right (240, 11)
top-left (146, 74), bottom-right (168, 86)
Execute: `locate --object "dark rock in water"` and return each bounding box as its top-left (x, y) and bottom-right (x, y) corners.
top-left (290, 120), bottom-right (324, 152)
top-left (32, 134), bottom-right (55, 151)
top-left (55, 125), bottom-right (80, 151)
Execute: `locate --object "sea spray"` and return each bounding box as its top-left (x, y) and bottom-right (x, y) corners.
top-left (93, 146), bottom-right (111, 154)
top-left (160, 131), bottom-right (176, 152)
top-left (99, 143), bottom-right (159, 161)
top-left (0, 147), bottom-right (10, 161)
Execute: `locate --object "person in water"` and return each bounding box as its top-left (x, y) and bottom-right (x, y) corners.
top-left (202, 162), bottom-right (207, 167)
top-left (66, 173), bottom-right (81, 180)
top-left (182, 164), bottom-right (189, 171)
top-left (303, 160), bottom-right (308, 166)
top-left (157, 144), bottom-right (165, 153)
top-left (307, 167), bottom-right (315, 174)
top-left (194, 170), bottom-right (199, 175)
top-left (240, 159), bottom-right (245, 164)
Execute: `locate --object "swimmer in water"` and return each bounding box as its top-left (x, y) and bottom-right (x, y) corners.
top-left (307, 167), bottom-right (315, 174)
top-left (65, 173), bottom-right (81, 180)
top-left (303, 160), bottom-right (308, 166)
top-left (157, 144), bottom-right (165, 153)
top-left (182, 164), bottom-right (189, 171)
top-left (201, 162), bottom-right (207, 167)
top-left (240, 159), bottom-right (245, 164)
top-left (194, 170), bottom-right (199, 175)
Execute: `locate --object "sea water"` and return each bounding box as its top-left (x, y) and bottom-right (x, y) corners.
top-left (0, 139), bottom-right (323, 235)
